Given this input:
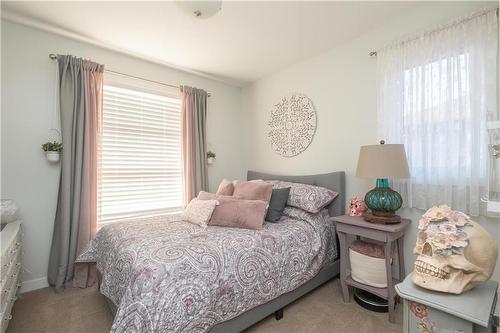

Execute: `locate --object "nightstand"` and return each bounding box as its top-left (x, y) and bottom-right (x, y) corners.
top-left (333, 215), bottom-right (411, 323)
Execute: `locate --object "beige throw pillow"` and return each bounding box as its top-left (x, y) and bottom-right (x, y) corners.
top-left (181, 198), bottom-right (219, 228)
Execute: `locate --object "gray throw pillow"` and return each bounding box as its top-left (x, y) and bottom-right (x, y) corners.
top-left (266, 187), bottom-right (291, 222)
top-left (269, 180), bottom-right (338, 214)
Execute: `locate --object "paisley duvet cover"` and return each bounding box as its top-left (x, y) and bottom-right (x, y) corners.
top-left (76, 208), bottom-right (338, 332)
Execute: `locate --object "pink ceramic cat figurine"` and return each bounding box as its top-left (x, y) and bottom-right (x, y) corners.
top-left (349, 196), bottom-right (367, 217)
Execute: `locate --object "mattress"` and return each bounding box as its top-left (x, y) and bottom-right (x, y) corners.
top-left (76, 209), bottom-right (337, 333)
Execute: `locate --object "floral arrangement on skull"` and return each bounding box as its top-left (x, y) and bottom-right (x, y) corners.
top-left (413, 205), bottom-right (498, 294)
top-left (348, 196), bottom-right (367, 217)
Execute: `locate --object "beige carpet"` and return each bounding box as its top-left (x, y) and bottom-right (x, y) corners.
top-left (7, 278), bottom-right (402, 333)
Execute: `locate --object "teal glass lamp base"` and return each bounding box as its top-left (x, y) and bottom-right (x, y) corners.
top-left (364, 178), bottom-right (403, 217)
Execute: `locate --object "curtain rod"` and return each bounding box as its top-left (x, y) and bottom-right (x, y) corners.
top-left (49, 54), bottom-right (211, 97)
top-left (368, 7), bottom-right (499, 57)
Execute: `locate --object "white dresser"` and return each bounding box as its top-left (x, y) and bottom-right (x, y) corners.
top-left (0, 221), bottom-right (22, 333)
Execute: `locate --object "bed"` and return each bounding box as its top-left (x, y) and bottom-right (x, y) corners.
top-left (77, 170), bottom-right (345, 332)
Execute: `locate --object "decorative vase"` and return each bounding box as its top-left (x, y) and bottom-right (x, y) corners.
top-left (45, 151), bottom-right (60, 163)
top-left (364, 178), bottom-right (402, 217)
top-left (207, 157), bottom-right (215, 165)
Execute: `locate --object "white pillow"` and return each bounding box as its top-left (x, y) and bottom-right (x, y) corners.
top-left (181, 198), bottom-right (219, 228)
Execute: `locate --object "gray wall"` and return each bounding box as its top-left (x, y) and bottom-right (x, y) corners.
top-left (1, 20), bottom-right (246, 291)
top-left (2, 2), bottom-right (498, 300)
top-left (241, 1), bottom-right (500, 282)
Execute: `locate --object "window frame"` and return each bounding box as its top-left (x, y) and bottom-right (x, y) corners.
top-left (98, 76), bottom-right (183, 226)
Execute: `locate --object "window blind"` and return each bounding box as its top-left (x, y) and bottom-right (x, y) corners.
top-left (99, 85), bottom-right (183, 225)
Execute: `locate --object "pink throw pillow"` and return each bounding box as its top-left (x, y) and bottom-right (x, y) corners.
top-left (233, 181), bottom-right (272, 204)
top-left (197, 191), bottom-right (267, 230)
top-left (216, 179), bottom-right (234, 196)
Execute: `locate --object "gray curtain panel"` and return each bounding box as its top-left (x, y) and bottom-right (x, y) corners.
top-left (48, 55), bottom-right (104, 291)
top-left (180, 86), bottom-right (208, 205)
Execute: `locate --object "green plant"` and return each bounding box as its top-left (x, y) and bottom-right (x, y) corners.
top-left (207, 151), bottom-right (216, 159)
top-left (42, 141), bottom-right (63, 152)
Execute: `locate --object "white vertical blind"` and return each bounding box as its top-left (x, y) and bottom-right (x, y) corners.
top-left (99, 85), bottom-right (183, 224)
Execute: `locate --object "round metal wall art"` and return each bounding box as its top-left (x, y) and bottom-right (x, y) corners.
top-left (267, 93), bottom-right (317, 157)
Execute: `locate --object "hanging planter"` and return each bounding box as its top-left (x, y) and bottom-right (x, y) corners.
top-left (42, 141), bottom-right (63, 163)
top-left (207, 151), bottom-right (216, 165)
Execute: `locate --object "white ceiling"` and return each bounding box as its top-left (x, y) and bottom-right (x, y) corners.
top-left (2, 1), bottom-right (425, 86)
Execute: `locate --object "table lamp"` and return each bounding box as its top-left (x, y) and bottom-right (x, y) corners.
top-left (356, 141), bottom-right (410, 223)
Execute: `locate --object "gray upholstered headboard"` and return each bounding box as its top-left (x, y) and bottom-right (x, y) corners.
top-left (247, 170), bottom-right (346, 217)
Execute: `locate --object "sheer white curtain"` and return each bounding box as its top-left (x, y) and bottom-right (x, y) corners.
top-left (377, 8), bottom-right (498, 216)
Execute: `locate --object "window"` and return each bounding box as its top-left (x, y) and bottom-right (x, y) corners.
top-left (376, 9), bottom-right (497, 215)
top-left (98, 85), bottom-right (183, 224)
top-left (402, 53), bottom-right (476, 183)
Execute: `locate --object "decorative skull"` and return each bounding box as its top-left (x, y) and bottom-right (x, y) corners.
top-left (413, 205), bottom-right (498, 294)
top-left (349, 196), bottom-right (367, 217)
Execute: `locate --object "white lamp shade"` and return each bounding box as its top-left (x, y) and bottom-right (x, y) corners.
top-left (356, 143), bottom-right (410, 179)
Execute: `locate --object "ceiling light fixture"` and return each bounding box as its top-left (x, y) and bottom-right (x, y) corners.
top-left (176, 1), bottom-right (222, 19)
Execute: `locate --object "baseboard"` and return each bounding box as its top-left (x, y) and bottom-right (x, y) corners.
top-left (20, 276), bottom-right (49, 293)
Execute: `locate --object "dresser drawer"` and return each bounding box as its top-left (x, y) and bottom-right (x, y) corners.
top-left (1, 275), bottom-right (19, 319)
top-left (0, 221), bottom-right (22, 333)
top-left (0, 229), bottom-right (21, 282)
top-left (0, 248), bottom-right (21, 291)
top-left (0, 259), bottom-right (20, 314)
top-left (0, 288), bottom-right (16, 333)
